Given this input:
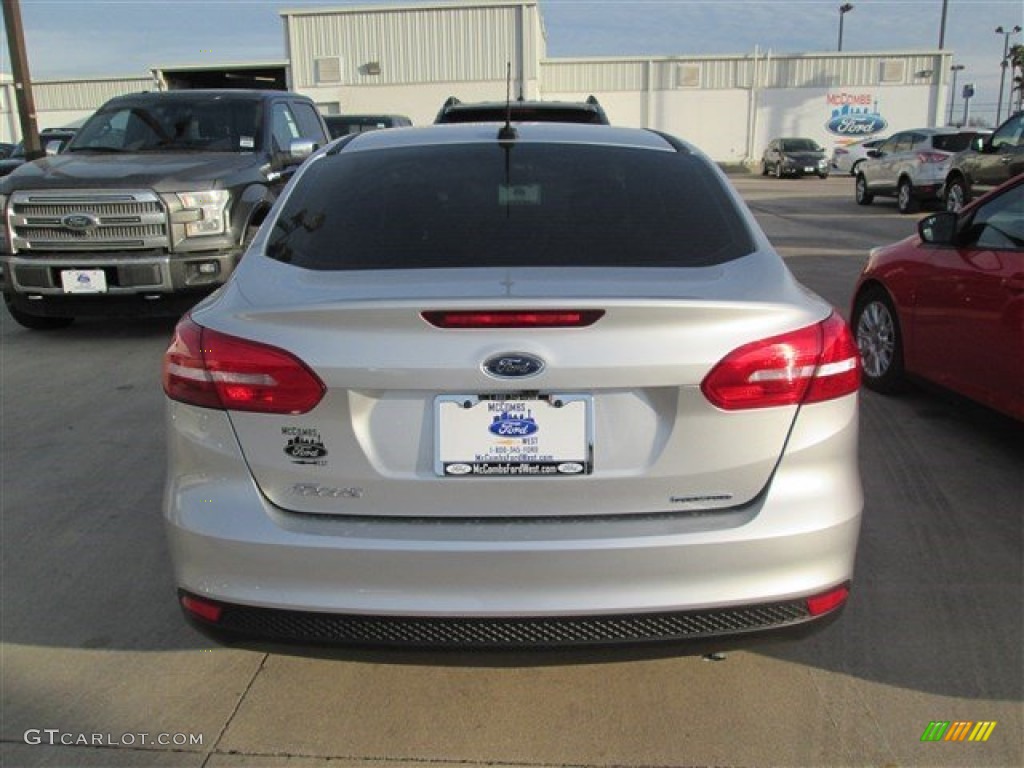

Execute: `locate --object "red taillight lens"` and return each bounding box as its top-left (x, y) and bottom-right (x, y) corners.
top-left (806, 584), bottom-right (850, 616)
top-left (700, 313), bottom-right (860, 410)
top-left (180, 594), bottom-right (223, 623)
top-left (422, 309), bottom-right (605, 329)
top-left (162, 316), bottom-right (325, 414)
top-left (917, 151), bottom-right (948, 164)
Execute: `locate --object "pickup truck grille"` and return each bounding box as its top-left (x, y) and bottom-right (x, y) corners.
top-left (8, 190), bottom-right (169, 252)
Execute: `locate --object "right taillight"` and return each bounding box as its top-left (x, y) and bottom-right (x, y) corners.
top-left (701, 313), bottom-right (860, 410)
top-left (162, 315), bottom-right (325, 414)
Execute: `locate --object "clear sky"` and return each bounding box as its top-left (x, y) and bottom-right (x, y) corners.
top-left (2, 0), bottom-right (1022, 125)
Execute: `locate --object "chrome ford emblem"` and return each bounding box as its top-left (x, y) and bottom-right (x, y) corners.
top-left (61, 213), bottom-right (100, 231)
top-left (482, 353), bottom-right (545, 379)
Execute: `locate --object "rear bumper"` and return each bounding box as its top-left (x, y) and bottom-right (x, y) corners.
top-left (179, 584), bottom-right (850, 650)
top-left (164, 393), bottom-right (862, 647)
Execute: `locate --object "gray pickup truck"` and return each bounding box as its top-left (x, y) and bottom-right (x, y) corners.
top-left (0, 89), bottom-right (329, 329)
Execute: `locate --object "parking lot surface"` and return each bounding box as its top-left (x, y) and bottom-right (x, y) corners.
top-left (2, 174), bottom-right (1021, 768)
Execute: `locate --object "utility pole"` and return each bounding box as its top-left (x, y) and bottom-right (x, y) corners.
top-left (938, 0), bottom-right (948, 49)
top-left (948, 64), bottom-right (964, 126)
top-left (2, 0), bottom-right (42, 158)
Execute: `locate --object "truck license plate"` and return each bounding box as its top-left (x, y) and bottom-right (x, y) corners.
top-left (60, 269), bottom-right (107, 294)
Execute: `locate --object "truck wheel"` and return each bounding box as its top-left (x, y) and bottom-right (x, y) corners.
top-left (3, 295), bottom-right (74, 330)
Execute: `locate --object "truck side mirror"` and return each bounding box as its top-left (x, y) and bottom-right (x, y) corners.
top-left (286, 139), bottom-right (317, 165)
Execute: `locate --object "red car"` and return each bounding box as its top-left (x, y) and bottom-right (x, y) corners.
top-left (851, 173), bottom-right (1024, 421)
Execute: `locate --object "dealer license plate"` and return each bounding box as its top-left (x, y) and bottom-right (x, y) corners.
top-left (436, 394), bottom-right (592, 477)
top-left (61, 269), bottom-right (107, 294)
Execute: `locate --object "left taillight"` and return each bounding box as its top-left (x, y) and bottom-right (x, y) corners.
top-left (701, 313), bottom-right (860, 410)
top-left (162, 315), bottom-right (325, 414)
top-left (917, 151), bottom-right (949, 164)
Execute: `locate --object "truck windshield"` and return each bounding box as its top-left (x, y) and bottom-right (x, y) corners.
top-left (69, 99), bottom-right (261, 153)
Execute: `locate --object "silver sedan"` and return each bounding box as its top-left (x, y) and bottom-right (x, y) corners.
top-left (162, 123), bottom-right (863, 649)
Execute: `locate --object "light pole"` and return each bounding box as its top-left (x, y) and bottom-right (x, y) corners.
top-left (948, 64), bottom-right (965, 125)
top-left (995, 25), bottom-right (1022, 124)
top-left (838, 4), bottom-right (854, 52)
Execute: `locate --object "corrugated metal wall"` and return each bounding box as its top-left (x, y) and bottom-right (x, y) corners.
top-left (541, 52), bottom-right (945, 94)
top-left (286, 2), bottom-right (542, 87)
top-left (33, 77), bottom-right (154, 111)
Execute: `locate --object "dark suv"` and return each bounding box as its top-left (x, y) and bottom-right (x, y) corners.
top-left (434, 95), bottom-right (609, 125)
top-left (943, 111), bottom-right (1024, 211)
top-left (0, 89), bottom-right (329, 329)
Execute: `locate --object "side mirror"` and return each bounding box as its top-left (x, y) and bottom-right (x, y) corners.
top-left (972, 135), bottom-right (987, 152)
top-left (918, 212), bottom-right (958, 245)
top-left (286, 139), bottom-right (317, 165)
top-left (44, 140), bottom-right (64, 156)
top-left (867, 149), bottom-right (881, 158)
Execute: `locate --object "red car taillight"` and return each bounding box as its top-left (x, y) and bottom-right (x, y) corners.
top-left (701, 313), bottom-right (860, 410)
top-left (162, 316), bottom-right (326, 414)
top-left (917, 151), bottom-right (948, 164)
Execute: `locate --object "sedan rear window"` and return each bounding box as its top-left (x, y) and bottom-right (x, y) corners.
top-left (266, 143), bottom-right (754, 270)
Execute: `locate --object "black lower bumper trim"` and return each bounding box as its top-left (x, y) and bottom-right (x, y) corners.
top-left (179, 589), bottom-right (847, 650)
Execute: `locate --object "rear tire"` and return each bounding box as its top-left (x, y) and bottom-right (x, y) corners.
top-left (3, 294), bottom-right (74, 330)
top-left (944, 177), bottom-right (968, 212)
top-left (852, 288), bottom-right (906, 394)
top-left (855, 174), bottom-right (873, 205)
top-left (897, 178), bottom-right (917, 214)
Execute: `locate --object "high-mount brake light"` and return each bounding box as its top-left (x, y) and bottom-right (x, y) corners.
top-left (701, 313), bottom-right (860, 410)
top-left (162, 316), bottom-right (325, 414)
top-left (422, 310), bottom-right (605, 329)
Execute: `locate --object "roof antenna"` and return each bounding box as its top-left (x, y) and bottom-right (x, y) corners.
top-left (497, 61), bottom-right (517, 143)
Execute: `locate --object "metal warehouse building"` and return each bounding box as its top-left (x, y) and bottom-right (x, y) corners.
top-left (3, 0), bottom-right (952, 164)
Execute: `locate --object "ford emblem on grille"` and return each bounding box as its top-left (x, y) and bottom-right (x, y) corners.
top-left (482, 353), bottom-right (545, 379)
top-left (61, 213), bottom-right (100, 231)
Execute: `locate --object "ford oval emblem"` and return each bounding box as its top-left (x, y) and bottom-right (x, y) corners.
top-left (61, 213), bottom-right (100, 231)
top-left (482, 353), bottom-right (545, 379)
top-left (825, 114), bottom-right (888, 137)
top-left (488, 413), bottom-right (540, 437)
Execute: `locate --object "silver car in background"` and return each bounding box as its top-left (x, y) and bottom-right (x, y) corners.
top-left (854, 128), bottom-right (984, 213)
top-left (830, 137), bottom-right (885, 175)
top-left (163, 123), bottom-right (863, 650)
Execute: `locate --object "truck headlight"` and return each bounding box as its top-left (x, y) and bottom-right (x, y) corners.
top-left (177, 190), bottom-right (230, 237)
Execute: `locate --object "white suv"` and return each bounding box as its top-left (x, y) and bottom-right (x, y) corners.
top-left (854, 128), bottom-right (984, 213)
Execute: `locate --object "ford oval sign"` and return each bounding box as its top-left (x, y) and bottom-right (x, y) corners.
top-left (61, 213), bottom-right (100, 231)
top-left (482, 353), bottom-right (545, 379)
top-left (825, 114), bottom-right (888, 137)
